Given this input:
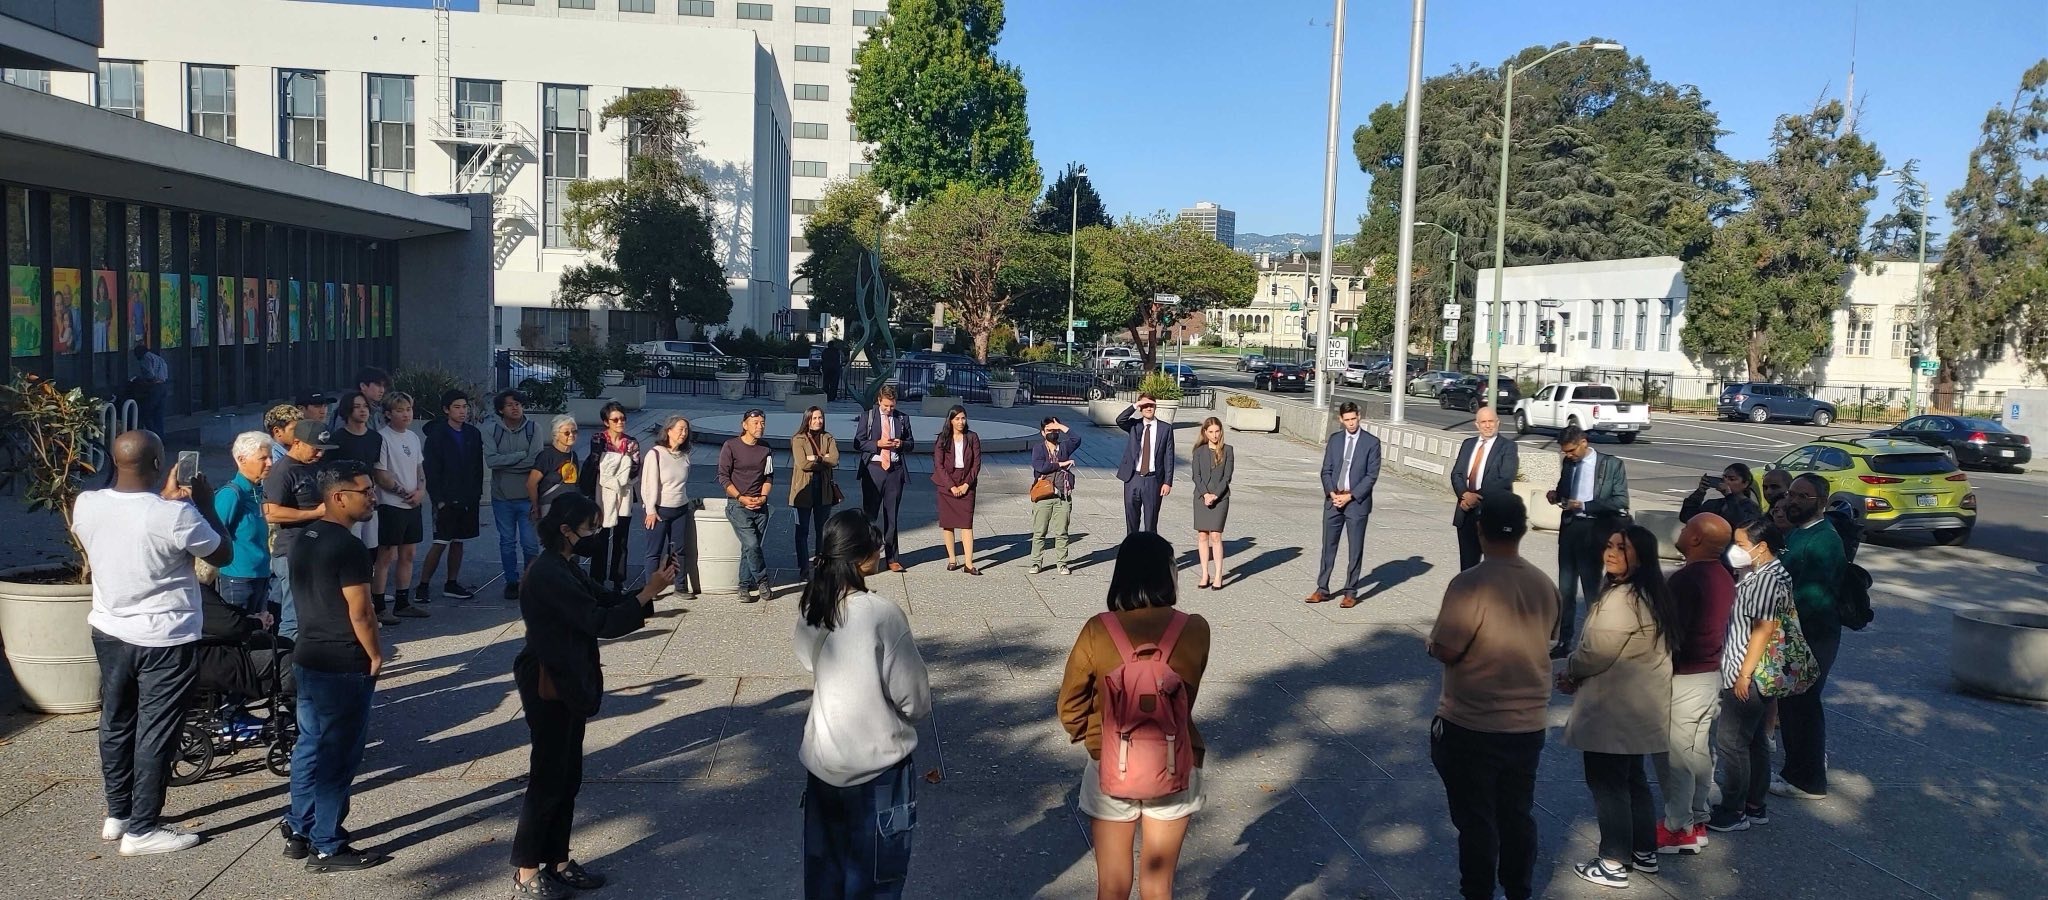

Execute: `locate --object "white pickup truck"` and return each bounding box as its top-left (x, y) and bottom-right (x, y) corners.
top-left (1513, 382), bottom-right (1651, 444)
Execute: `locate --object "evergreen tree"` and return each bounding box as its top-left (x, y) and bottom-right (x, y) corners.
top-left (1076, 216), bottom-right (1258, 369)
top-left (1033, 162), bottom-right (1111, 234)
top-left (1866, 159), bottom-right (1938, 260)
top-left (849, 0), bottom-right (1039, 206)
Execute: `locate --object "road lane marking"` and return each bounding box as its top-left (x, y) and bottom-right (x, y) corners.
top-left (1611, 455), bottom-right (1676, 467)
top-left (1713, 454), bottom-right (1771, 465)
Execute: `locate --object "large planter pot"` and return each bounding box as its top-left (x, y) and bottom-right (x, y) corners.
top-left (1515, 483), bottom-right (1562, 532)
top-left (0, 567), bottom-right (99, 713)
top-left (1153, 399), bottom-right (1181, 424)
top-left (921, 396), bottom-right (959, 417)
top-left (988, 382), bottom-right (1018, 408)
top-left (785, 393), bottom-right (829, 414)
top-left (1635, 510), bottom-right (1685, 561)
top-left (612, 383), bottom-right (647, 411)
top-left (694, 498), bottom-right (743, 595)
top-left (1952, 609), bottom-right (2048, 700)
top-left (763, 373), bottom-right (798, 402)
top-left (714, 371), bottom-right (749, 401)
top-left (601, 370), bottom-right (626, 387)
top-left (1088, 398), bottom-right (1128, 427)
top-left (1224, 405), bottom-right (1278, 433)
top-left (567, 396), bottom-right (612, 427)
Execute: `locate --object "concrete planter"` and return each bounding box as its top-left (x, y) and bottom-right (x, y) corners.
top-left (1635, 510), bottom-right (1685, 561)
top-left (1088, 398), bottom-right (1128, 427)
top-left (1153, 399), bottom-right (1181, 423)
top-left (1516, 483), bottom-right (1563, 532)
top-left (762, 373), bottom-right (798, 402)
top-left (921, 396), bottom-right (959, 417)
top-left (694, 498), bottom-right (743, 595)
top-left (601, 370), bottom-right (626, 387)
top-left (714, 371), bottom-right (749, 401)
top-left (1224, 405), bottom-right (1278, 433)
top-left (988, 382), bottom-right (1018, 408)
top-left (567, 397), bottom-right (612, 427)
top-left (611, 383), bottom-right (647, 411)
top-left (785, 392), bottom-right (828, 413)
top-left (0, 567), bottom-right (99, 713)
top-left (1952, 609), bottom-right (2048, 700)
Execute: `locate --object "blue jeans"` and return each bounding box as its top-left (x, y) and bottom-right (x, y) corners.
top-left (288, 667), bottom-right (376, 856)
top-left (804, 756), bottom-right (916, 900)
top-left (726, 503), bottom-right (770, 590)
top-left (271, 555), bottom-right (298, 641)
top-left (217, 575), bottom-right (271, 617)
top-left (494, 499), bottom-right (539, 585)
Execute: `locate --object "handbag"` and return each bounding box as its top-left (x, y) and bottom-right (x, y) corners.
top-left (803, 433), bottom-right (843, 505)
top-left (1753, 600), bottom-right (1819, 698)
top-left (1030, 475), bottom-right (1057, 503)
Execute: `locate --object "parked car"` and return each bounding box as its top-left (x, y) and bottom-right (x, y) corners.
top-left (894, 360), bottom-right (990, 402)
top-left (1095, 346), bottom-right (1141, 371)
top-left (631, 339), bottom-right (728, 379)
top-left (1869, 415), bottom-right (2032, 469)
top-left (1256, 364), bottom-right (1308, 393)
top-left (1362, 358), bottom-right (1426, 392)
top-left (1770, 436), bottom-right (1977, 545)
top-left (1718, 382), bottom-right (1838, 426)
top-left (1513, 382), bottom-right (1651, 443)
top-left (1236, 353), bottom-right (1269, 373)
top-left (508, 358), bottom-right (561, 393)
top-left (1158, 363), bottom-right (1201, 391)
top-left (1436, 375), bottom-right (1521, 413)
top-left (1338, 362), bottom-right (1371, 388)
top-left (1406, 371), bottom-right (1466, 398)
top-left (1014, 361), bottom-right (1117, 401)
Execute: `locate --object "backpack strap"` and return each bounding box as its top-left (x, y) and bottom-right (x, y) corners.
top-left (1153, 611), bottom-right (1190, 660)
top-left (1097, 612), bottom-right (1137, 664)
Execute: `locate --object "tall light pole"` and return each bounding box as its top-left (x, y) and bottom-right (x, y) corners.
top-left (1414, 220), bottom-right (1458, 370)
top-left (1483, 41), bottom-right (1625, 403)
top-left (1880, 164), bottom-right (1931, 416)
top-left (1311, 0), bottom-right (1348, 410)
top-left (1065, 166), bottom-right (1089, 366)
top-left (1386, 0), bottom-right (1424, 422)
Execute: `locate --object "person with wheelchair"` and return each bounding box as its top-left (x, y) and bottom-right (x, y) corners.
top-left (173, 559), bottom-right (297, 787)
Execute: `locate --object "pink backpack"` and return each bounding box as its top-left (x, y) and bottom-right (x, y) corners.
top-left (1096, 611), bottom-right (1195, 801)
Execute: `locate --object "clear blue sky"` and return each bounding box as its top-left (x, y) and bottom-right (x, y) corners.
top-left (1004, 0), bottom-right (2048, 237)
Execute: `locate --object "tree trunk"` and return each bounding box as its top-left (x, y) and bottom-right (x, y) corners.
top-left (1933, 362), bottom-right (1959, 412)
top-left (1747, 328), bottom-right (1766, 381)
top-left (970, 328), bottom-right (990, 363)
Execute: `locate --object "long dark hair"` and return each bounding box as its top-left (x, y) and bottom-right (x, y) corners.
top-left (1605, 524), bottom-right (1684, 658)
top-left (1106, 532), bottom-right (1177, 612)
top-left (539, 492), bottom-right (599, 555)
top-left (946, 405), bottom-right (970, 436)
top-left (800, 509), bottom-right (883, 631)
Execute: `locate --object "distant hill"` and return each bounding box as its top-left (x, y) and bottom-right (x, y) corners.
top-left (1234, 232), bottom-right (1355, 255)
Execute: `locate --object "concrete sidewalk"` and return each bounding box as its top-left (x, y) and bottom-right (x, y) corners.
top-left (0, 395), bottom-right (2042, 899)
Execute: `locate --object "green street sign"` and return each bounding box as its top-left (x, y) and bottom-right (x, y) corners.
top-left (1288, 303), bottom-right (1301, 312)
top-left (1918, 359), bottom-right (1939, 375)
top-left (1073, 319), bottom-right (1089, 328)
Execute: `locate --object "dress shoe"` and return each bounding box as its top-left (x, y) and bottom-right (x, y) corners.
top-left (1304, 590), bottom-right (1329, 604)
top-left (888, 561), bottom-right (905, 573)
top-left (1338, 595), bottom-right (1359, 608)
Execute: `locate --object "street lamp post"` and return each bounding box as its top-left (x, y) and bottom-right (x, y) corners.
top-left (1880, 164), bottom-right (1932, 416)
top-left (1484, 41), bottom-right (1625, 402)
top-left (1414, 221), bottom-right (1458, 371)
top-left (1311, 0), bottom-right (1348, 411)
top-left (1065, 166), bottom-right (1089, 366)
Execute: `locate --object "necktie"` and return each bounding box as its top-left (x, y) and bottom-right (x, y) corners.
top-left (1340, 433), bottom-right (1355, 492)
top-left (880, 413), bottom-right (893, 471)
top-left (1467, 439), bottom-right (1486, 488)
top-left (1139, 422), bottom-right (1153, 475)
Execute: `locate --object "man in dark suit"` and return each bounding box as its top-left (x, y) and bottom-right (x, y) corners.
top-left (1308, 401), bottom-right (1382, 608)
top-left (1450, 406), bottom-right (1520, 571)
top-left (1114, 394), bottom-right (1175, 534)
top-left (854, 385), bottom-right (915, 571)
top-left (1545, 424), bottom-right (1629, 656)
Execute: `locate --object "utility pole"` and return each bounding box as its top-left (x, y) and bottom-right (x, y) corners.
top-left (1386, 0), bottom-right (1426, 422)
top-left (1311, 0), bottom-right (1348, 410)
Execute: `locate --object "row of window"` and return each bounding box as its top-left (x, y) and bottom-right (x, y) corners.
top-left (793, 161), bottom-right (870, 179)
top-left (1582, 299), bottom-right (1673, 353)
top-left (505, 0), bottom-right (884, 22)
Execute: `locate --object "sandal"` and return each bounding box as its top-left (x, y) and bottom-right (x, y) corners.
top-left (548, 860), bottom-right (607, 891)
top-left (945, 562), bottom-right (962, 572)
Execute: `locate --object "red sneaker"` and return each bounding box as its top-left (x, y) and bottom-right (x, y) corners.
top-left (1692, 823), bottom-right (1711, 850)
top-left (1655, 822), bottom-right (1704, 855)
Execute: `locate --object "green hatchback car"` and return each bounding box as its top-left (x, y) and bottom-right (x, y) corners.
top-left (1769, 436), bottom-right (1978, 545)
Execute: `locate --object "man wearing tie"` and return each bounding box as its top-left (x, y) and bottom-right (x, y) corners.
top-left (855, 386), bottom-right (915, 572)
top-left (1308, 402), bottom-right (1381, 608)
top-left (1545, 424), bottom-right (1629, 656)
top-left (1450, 406), bottom-right (1520, 571)
top-left (1114, 394), bottom-right (1175, 534)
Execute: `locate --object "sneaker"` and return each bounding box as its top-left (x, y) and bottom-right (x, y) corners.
top-left (1706, 809), bottom-right (1750, 833)
top-left (445, 580), bottom-right (477, 600)
top-left (395, 606), bottom-right (430, 618)
top-left (306, 845), bottom-right (382, 873)
top-left (740, 584), bottom-right (760, 604)
top-left (512, 870), bottom-right (574, 900)
top-left (1654, 821), bottom-right (1700, 855)
top-left (119, 826), bottom-right (200, 856)
top-left (502, 581), bottom-right (519, 601)
top-left (1058, 564), bottom-right (1072, 576)
top-left (413, 582), bottom-right (433, 602)
top-left (1629, 850), bottom-right (1659, 874)
top-left (377, 609), bottom-right (400, 625)
top-left (101, 817), bottom-right (127, 841)
top-left (1573, 857), bottom-right (1629, 888)
top-left (1028, 564), bottom-right (1042, 575)
top-left (547, 860), bottom-right (607, 890)
top-left (279, 822), bottom-right (310, 860)
top-left (1744, 804), bottom-right (1770, 825)
top-left (1769, 776), bottom-right (1826, 800)
top-left (1692, 823), bottom-right (1710, 848)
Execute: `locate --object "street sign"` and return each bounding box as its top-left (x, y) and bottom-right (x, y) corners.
top-left (1323, 336), bottom-right (1350, 365)
top-left (1073, 319), bottom-right (1089, 328)
top-left (1153, 294), bottom-right (1182, 306)
top-left (1065, 329), bottom-right (1075, 344)
top-left (1442, 304), bottom-right (1463, 321)
top-left (1288, 303), bottom-right (1301, 312)
top-left (934, 326), bottom-right (956, 344)
top-left (1918, 358), bottom-right (1939, 376)
top-left (1441, 323), bottom-right (1458, 340)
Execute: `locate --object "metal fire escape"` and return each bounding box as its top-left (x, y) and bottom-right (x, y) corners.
top-left (428, 0), bottom-right (536, 268)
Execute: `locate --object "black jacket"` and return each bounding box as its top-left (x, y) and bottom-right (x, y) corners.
top-left (422, 419), bottom-right (485, 508)
top-left (514, 551), bottom-right (649, 718)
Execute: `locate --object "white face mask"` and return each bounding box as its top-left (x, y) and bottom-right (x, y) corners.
top-left (1726, 545), bottom-right (1754, 570)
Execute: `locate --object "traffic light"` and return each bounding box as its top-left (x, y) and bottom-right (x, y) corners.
top-left (1270, 283), bottom-right (1277, 297)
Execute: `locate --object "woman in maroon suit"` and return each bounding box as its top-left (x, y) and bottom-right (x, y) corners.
top-left (932, 405), bottom-right (982, 575)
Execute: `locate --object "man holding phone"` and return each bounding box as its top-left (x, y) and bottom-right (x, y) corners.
top-left (1545, 425), bottom-right (1629, 656)
top-left (855, 387), bottom-right (914, 571)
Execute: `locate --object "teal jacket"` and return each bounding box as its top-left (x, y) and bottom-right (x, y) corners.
top-left (1782, 518), bottom-right (1846, 640)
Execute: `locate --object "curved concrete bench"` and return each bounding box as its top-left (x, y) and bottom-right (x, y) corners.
top-left (1952, 609), bottom-right (2048, 701)
top-left (1634, 510), bottom-right (1686, 561)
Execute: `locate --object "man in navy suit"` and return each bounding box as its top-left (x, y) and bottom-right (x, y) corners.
top-left (854, 385), bottom-right (915, 571)
top-left (1115, 394), bottom-right (1175, 534)
top-left (1450, 406), bottom-right (1520, 571)
top-left (1308, 401), bottom-right (1381, 608)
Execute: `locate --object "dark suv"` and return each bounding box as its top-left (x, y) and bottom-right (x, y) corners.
top-left (1718, 382), bottom-right (1837, 426)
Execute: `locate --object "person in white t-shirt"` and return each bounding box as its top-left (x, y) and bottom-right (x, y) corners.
top-left (72, 430), bottom-right (234, 857)
top-left (372, 392), bottom-right (428, 619)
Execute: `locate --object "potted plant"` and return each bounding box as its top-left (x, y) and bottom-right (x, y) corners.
top-left (921, 363), bottom-right (957, 416)
top-left (556, 342), bottom-right (616, 426)
top-left (987, 366), bottom-right (1019, 409)
top-left (0, 373), bottom-right (108, 713)
top-left (610, 345), bottom-right (650, 411)
top-left (1223, 393), bottom-right (1278, 433)
top-left (785, 383), bottom-right (826, 414)
top-left (761, 357), bottom-right (799, 403)
top-left (714, 356), bottom-right (750, 401)
top-left (1138, 371), bottom-right (1185, 422)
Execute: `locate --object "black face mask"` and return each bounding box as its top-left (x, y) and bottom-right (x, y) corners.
top-left (572, 532), bottom-right (605, 558)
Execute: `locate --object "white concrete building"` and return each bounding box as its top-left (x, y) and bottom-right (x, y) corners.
top-left (1178, 200), bottom-right (1235, 249)
top-left (51, 0), bottom-right (795, 348)
top-left (1469, 256), bottom-right (2044, 409)
top-left (1209, 252), bottom-right (1367, 350)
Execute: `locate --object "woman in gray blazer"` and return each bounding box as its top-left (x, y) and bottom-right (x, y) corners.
top-left (1190, 416), bottom-right (1234, 589)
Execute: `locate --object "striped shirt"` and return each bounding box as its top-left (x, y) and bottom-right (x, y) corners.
top-left (1723, 559), bottom-right (1792, 689)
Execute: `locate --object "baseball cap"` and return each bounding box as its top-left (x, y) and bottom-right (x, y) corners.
top-left (1476, 492), bottom-right (1528, 539)
top-left (291, 420), bottom-right (339, 450)
top-left (295, 391), bottom-right (331, 408)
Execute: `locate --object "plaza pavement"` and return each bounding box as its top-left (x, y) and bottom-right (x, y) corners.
top-left (0, 395), bottom-right (2043, 899)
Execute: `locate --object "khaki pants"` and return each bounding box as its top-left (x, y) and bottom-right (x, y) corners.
top-left (1653, 671), bottom-right (1722, 829)
top-left (1030, 497), bottom-right (1072, 567)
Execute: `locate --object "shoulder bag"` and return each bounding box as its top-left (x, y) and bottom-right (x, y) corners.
top-left (1754, 597), bottom-right (1819, 698)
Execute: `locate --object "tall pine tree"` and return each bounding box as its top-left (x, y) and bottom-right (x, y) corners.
top-left (1033, 162), bottom-right (1111, 234)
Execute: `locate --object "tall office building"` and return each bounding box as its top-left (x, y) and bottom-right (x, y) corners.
top-left (1178, 201), bottom-right (1236, 249)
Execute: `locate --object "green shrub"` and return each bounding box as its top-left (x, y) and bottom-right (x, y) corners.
top-left (1018, 342), bottom-right (1060, 362)
top-left (1225, 394), bottom-right (1261, 409)
top-left (521, 376), bottom-right (568, 414)
top-left (393, 365), bottom-right (490, 417)
top-left (1138, 371), bottom-right (1184, 401)
top-left (554, 342), bottom-right (614, 400)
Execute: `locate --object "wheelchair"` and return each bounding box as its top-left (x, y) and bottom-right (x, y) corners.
top-left (171, 634), bottom-right (297, 785)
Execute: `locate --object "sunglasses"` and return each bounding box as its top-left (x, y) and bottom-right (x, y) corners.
top-left (606, 416), bottom-right (627, 423)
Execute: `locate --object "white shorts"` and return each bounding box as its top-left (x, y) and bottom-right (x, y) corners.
top-left (1077, 758), bottom-right (1204, 823)
top-left (348, 508), bottom-right (379, 551)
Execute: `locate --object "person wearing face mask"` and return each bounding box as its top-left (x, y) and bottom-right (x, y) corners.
top-left (1770, 473), bottom-right (1846, 802)
top-left (1709, 520), bottom-right (1799, 833)
top-left (508, 492), bottom-right (675, 899)
top-left (1029, 417), bottom-right (1081, 575)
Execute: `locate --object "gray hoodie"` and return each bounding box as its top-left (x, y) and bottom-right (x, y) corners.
top-left (482, 414), bottom-right (542, 502)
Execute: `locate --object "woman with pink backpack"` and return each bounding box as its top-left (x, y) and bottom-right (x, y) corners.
top-left (1057, 532), bottom-right (1213, 900)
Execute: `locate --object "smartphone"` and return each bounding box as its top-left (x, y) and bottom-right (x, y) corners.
top-left (175, 450), bottom-right (201, 486)
top-left (1697, 473), bottom-right (1719, 492)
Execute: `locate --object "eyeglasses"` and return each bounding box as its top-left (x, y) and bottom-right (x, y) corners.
top-left (606, 416), bottom-right (627, 423)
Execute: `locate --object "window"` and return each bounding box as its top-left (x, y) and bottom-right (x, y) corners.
top-left (795, 45), bottom-right (831, 63)
top-left (559, 0), bottom-right (595, 9)
top-left (1634, 299), bottom-right (1647, 352)
top-left (848, 162), bottom-right (872, 177)
top-left (1891, 317), bottom-right (1912, 358)
top-left (795, 160), bottom-right (827, 178)
top-left (0, 69), bottom-right (49, 92)
top-left (91, 61), bottom-right (145, 118)
top-left (453, 79), bottom-right (504, 188)
top-left (187, 65), bottom-right (236, 144)
top-left (795, 5), bottom-right (830, 23)
top-left (620, 0), bottom-right (655, 10)
top-left (499, 0), bottom-right (532, 4)
top-left (1591, 301), bottom-right (1603, 349)
top-left (542, 84), bottom-right (591, 248)
top-left (794, 83), bottom-right (829, 101)
top-left (849, 123), bottom-right (862, 142)
top-left (277, 70), bottom-right (326, 167)
top-left (367, 75), bottom-right (415, 189)
top-left (737, 2), bottom-right (772, 19)
top-left (792, 198), bottom-right (819, 214)
top-left (1515, 301), bottom-right (1528, 345)
top-left (1658, 299), bottom-right (1673, 351)
top-left (1610, 299), bottom-right (1623, 350)
top-left (680, 0), bottom-right (714, 14)
top-left (793, 121), bottom-right (829, 139)
top-left (1846, 304), bottom-right (1875, 356)
top-left (853, 9), bottom-right (885, 26)
top-left (792, 276), bottom-right (813, 294)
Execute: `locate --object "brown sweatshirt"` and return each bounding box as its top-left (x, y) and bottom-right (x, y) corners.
top-left (1056, 607), bottom-right (1211, 764)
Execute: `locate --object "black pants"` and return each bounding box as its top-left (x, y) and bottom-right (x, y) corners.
top-left (863, 465), bottom-right (904, 564)
top-left (794, 493), bottom-right (832, 577)
top-left (824, 369), bottom-right (841, 401)
top-left (1122, 473), bottom-right (1163, 534)
top-left (1582, 752), bottom-right (1654, 862)
top-left (93, 631), bottom-right (197, 836)
top-left (643, 507), bottom-right (697, 594)
top-left (1777, 628), bottom-right (1840, 794)
top-left (589, 515), bottom-right (632, 585)
top-left (512, 686), bottom-right (588, 869)
top-left (1555, 518), bottom-right (1607, 647)
top-left (1455, 517), bottom-right (1482, 572)
top-left (1713, 687), bottom-right (1772, 817)
top-left (1431, 718), bottom-right (1542, 900)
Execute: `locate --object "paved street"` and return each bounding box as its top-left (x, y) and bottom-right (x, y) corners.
top-left (1, 396), bottom-right (2043, 899)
